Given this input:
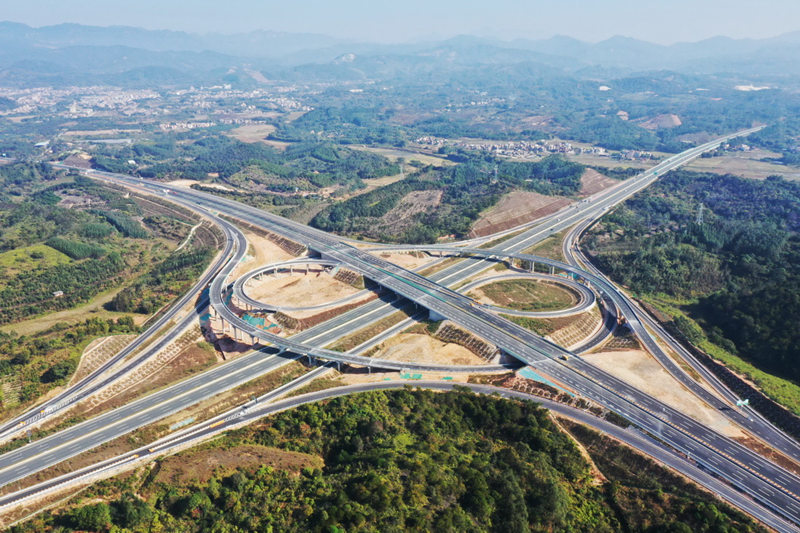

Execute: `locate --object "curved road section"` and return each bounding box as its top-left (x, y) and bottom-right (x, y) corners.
top-left (447, 271), bottom-right (595, 318)
top-left (35, 126), bottom-right (800, 527)
top-left (0, 381), bottom-right (795, 533)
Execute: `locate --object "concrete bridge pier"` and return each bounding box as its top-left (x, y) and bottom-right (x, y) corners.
top-left (429, 309), bottom-right (446, 322)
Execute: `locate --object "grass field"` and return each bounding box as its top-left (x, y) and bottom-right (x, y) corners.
top-left (684, 149), bottom-right (800, 180)
top-left (0, 285), bottom-right (144, 336)
top-left (502, 314), bottom-right (556, 336)
top-left (227, 124), bottom-right (277, 143)
top-left (347, 145), bottom-right (455, 166)
top-left (523, 228), bottom-right (568, 262)
top-left (0, 244), bottom-right (71, 280)
top-left (472, 279), bottom-right (575, 312)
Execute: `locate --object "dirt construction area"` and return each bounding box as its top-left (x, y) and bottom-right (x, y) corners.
top-left (579, 168), bottom-right (619, 196)
top-left (470, 190), bottom-right (571, 237)
top-left (153, 444), bottom-right (322, 485)
top-left (231, 231), bottom-right (296, 279)
top-left (165, 179), bottom-right (234, 191)
top-left (373, 251), bottom-right (437, 271)
top-left (373, 333), bottom-right (486, 366)
top-left (245, 270), bottom-right (361, 309)
top-left (583, 350), bottom-right (744, 438)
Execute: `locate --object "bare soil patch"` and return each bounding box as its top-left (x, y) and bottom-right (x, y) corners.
top-left (245, 270), bottom-right (361, 309)
top-left (165, 179), bottom-right (234, 192)
top-left (349, 172), bottom-right (406, 197)
top-left (227, 124), bottom-right (277, 144)
top-left (373, 333), bottom-right (486, 366)
top-left (583, 350), bottom-right (744, 438)
top-left (684, 149), bottom-right (800, 181)
top-left (579, 168), bottom-right (619, 196)
top-left (379, 189), bottom-right (443, 231)
top-left (637, 114), bottom-right (682, 130)
top-left (470, 190), bottom-right (570, 237)
top-left (231, 231), bottom-right (295, 279)
top-left (373, 251), bottom-right (436, 271)
top-left (154, 444), bottom-right (322, 485)
top-left (61, 154), bottom-right (93, 169)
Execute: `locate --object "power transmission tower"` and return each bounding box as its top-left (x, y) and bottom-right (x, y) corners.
top-left (696, 202), bottom-right (704, 225)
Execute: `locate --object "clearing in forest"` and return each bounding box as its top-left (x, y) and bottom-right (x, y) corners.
top-left (579, 168), bottom-right (619, 196)
top-left (470, 190), bottom-right (570, 237)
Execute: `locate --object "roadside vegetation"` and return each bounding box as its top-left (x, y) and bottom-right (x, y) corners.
top-left (310, 154), bottom-right (584, 242)
top-left (10, 389), bottom-right (762, 532)
top-left (0, 163), bottom-right (217, 414)
top-left (583, 169), bottom-right (800, 413)
top-left (82, 132), bottom-right (587, 244)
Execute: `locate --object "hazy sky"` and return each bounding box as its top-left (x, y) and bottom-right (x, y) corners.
top-left (3, 0), bottom-right (799, 44)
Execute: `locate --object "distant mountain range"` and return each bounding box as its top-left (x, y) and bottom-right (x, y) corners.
top-left (0, 21), bottom-right (799, 87)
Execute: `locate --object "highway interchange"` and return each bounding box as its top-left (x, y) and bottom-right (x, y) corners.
top-left (3, 126), bottom-right (800, 531)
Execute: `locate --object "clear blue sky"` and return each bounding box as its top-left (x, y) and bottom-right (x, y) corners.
top-left (3, 0), bottom-right (799, 43)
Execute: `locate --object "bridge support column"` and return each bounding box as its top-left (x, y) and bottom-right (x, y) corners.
top-left (337, 362), bottom-right (341, 371)
top-left (232, 326), bottom-right (239, 342)
top-left (549, 266), bottom-right (555, 275)
top-left (429, 309), bottom-right (446, 322)
top-left (528, 261), bottom-right (535, 273)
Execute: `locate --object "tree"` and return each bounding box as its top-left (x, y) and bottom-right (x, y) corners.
top-left (40, 359), bottom-right (77, 384)
top-left (70, 502), bottom-right (111, 531)
top-left (111, 493), bottom-right (153, 529)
